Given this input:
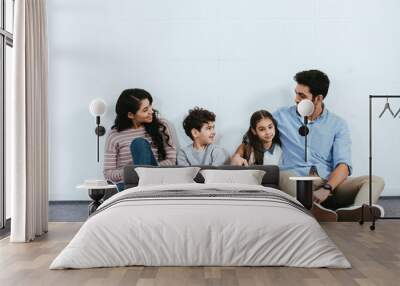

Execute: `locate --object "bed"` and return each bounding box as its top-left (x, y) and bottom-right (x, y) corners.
top-left (50, 165), bottom-right (350, 269)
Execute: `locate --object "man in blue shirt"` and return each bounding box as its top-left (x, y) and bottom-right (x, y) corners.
top-left (274, 70), bottom-right (385, 221)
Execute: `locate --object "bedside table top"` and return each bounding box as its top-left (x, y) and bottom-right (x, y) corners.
top-left (289, 176), bottom-right (320, 181)
top-left (77, 184), bottom-right (117, 190)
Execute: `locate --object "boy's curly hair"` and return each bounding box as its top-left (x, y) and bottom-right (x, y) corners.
top-left (183, 107), bottom-right (216, 139)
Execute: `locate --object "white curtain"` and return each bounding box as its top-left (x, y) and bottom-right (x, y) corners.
top-left (10, 0), bottom-right (48, 242)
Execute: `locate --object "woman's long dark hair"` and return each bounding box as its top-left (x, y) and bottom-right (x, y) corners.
top-left (242, 110), bottom-right (281, 165)
top-left (112, 88), bottom-right (171, 161)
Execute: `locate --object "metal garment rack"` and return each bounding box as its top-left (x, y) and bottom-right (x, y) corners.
top-left (363, 95), bottom-right (400, 230)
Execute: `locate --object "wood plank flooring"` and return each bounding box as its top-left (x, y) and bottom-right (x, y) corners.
top-left (0, 221), bottom-right (399, 286)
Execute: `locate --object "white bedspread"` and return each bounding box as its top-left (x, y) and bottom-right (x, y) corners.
top-left (50, 183), bottom-right (351, 269)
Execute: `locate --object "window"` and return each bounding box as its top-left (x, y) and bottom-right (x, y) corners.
top-left (1, 0), bottom-right (14, 229)
top-left (5, 0), bottom-right (13, 33)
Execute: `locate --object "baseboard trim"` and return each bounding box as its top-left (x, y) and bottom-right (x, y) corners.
top-left (380, 196), bottom-right (400, 200)
top-left (49, 200), bottom-right (90, 205)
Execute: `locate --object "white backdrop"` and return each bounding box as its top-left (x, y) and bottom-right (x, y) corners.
top-left (47, 0), bottom-right (400, 200)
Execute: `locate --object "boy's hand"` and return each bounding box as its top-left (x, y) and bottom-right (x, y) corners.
top-left (231, 155), bottom-right (249, 166)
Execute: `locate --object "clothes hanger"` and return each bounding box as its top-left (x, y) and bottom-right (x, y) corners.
top-left (378, 97), bottom-right (395, 118)
top-left (394, 106), bottom-right (400, 118)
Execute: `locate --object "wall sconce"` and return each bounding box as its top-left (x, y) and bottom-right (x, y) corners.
top-left (89, 98), bottom-right (107, 162)
top-left (297, 99), bottom-right (314, 162)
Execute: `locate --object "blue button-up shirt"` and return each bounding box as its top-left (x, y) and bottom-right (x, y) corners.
top-left (273, 105), bottom-right (352, 179)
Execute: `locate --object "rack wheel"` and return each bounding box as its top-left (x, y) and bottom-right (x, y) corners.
top-left (370, 225), bottom-right (375, 231)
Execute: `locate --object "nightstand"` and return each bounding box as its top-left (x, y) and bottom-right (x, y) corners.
top-left (289, 176), bottom-right (320, 210)
top-left (77, 183), bottom-right (117, 215)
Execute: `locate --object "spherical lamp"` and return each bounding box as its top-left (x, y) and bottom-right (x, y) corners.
top-left (89, 98), bottom-right (107, 162)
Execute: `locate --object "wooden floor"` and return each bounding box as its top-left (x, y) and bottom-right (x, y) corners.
top-left (0, 221), bottom-right (399, 286)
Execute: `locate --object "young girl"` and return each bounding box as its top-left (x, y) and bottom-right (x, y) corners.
top-left (103, 88), bottom-right (177, 191)
top-left (231, 110), bottom-right (282, 166)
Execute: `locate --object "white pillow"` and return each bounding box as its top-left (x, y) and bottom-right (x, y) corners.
top-left (200, 169), bottom-right (266, 185)
top-left (136, 167), bottom-right (201, 186)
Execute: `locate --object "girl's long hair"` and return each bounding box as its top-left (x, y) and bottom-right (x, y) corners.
top-left (112, 88), bottom-right (171, 161)
top-left (242, 110), bottom-right (281, 165)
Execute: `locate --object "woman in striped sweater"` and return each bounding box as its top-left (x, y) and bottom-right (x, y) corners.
top-left (103, 89), bottom-right (177, 191)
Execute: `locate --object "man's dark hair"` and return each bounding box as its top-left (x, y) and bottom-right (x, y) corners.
top-left (294, 69), bottom-right (330, 99)
top-left (183, 107), bottom-right (216, 139)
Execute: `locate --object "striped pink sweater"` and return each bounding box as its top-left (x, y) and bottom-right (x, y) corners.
top-left (103, 119), bottom-right (177, 183)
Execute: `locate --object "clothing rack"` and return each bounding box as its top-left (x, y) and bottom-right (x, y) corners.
top-left (365, 95), bottom-right (400, 230)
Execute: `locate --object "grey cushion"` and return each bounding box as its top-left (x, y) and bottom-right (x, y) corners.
top-left (123, 165), bottom-right (280, 190)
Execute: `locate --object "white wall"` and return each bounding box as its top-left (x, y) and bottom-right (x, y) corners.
top-left (48, 0), bottom-right (400, 200)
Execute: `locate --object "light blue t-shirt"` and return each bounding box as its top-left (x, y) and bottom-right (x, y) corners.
top-left (247, 143), bottom-right (283, 166)
top-left (273, 105), bottom-right (352, 179)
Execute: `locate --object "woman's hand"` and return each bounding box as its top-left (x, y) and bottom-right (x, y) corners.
top-left (230, 154), bottom-right (249, 166)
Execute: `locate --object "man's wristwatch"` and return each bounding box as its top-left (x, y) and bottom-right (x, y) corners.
top-left (322, 183), bottom-right (334, 194)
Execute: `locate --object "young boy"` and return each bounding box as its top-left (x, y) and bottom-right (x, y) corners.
top-left (177, 107), bottom-right (228, 166)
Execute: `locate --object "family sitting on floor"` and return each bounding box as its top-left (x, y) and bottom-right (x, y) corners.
top-left (103, 69), bottom-right (385, 221)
